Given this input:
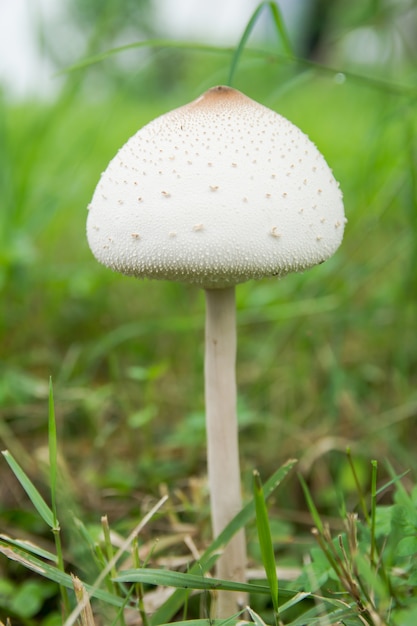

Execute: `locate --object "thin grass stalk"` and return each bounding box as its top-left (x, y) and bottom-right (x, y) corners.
top-left (368, 462), bottom-right (394, 607)
top-left (94, 543), bottom-right (115, 594)
top-left (132, 538), bottom-right (149, 626)
top-left (48, 379), bottom-right (70, 615)
top-left (101, 516), bottom-right (118, 583)
top-left (300, 473), bottom-right (362, 595)
top-left (310, 528), bottom-right (346, 587)
top-left (370, 460), bottom-right (378, 568)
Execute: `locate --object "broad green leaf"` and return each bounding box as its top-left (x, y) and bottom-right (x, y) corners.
top-left (391, 605), bottom-right (417, 626)
top-left (9, 580), bottom-right (56, 619)
top-left (397, 536), bottom-right (417, 557)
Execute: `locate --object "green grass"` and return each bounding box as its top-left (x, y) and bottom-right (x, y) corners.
top-left (1, 1), bottom-right (417, 623)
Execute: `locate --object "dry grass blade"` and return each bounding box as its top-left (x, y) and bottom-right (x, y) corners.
top-left (72, 575), bottom-right (96, 626)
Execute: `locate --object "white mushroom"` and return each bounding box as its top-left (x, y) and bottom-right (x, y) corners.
top-left (87, 85), bottom-right (346, 618)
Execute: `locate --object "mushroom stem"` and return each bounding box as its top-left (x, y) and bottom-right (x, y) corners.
top-left (204, 286), bottom-right (247, 618)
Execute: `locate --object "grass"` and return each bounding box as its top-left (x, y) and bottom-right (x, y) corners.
top-left (1, 1), bottom-right (417, 623)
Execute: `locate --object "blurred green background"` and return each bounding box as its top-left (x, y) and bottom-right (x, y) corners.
top-left (0, 0), bottom-right (417, 621)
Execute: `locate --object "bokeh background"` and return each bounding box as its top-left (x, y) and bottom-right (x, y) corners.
top-left (1, 0), bottom-right (417, 622)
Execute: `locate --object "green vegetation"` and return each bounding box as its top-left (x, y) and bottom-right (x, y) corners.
top-left (1, 1), bottom-right (417, 624)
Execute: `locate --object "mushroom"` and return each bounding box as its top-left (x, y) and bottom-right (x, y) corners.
top-left (86, 86), bottom-right (346, 617)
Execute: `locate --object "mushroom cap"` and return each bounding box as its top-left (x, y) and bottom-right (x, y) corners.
top-left (87, 86), bottom-right (345, 288)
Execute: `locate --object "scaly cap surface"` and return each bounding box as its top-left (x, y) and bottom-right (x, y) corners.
top-left (87, 86), bottom-right (345, 288)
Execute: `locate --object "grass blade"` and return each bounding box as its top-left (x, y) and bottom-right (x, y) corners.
top-left (227, 1), bottom-right (293, 86)
top-left (62, 32), bottom-right (414, 98)
top-left (253, 470), bottom-right (279, 621)
top-left (64, 2), bottom-right (294, 89)
top-left (278, 591), bottom-right (311, 617)
top-left (246, 606), bottom-right (269, 626)
top-left (1, 450), bottom-right (54, 528)
top-left (376, 467), bottom-right (409, 496)
top-left (267, 0), bottom-right (293, 55)
top-left (203, 459), bottom-right (297, 568)
top-left (0, 534), bottom-right (58, 563)
top-left (62, 39), bottom-right (234, 75)
top-left (298, 473), bottom-right (324, 534)
top-left (0, 539), bottom-right (126, 609)
top-left (346, 447), bottom-right (369, 524)
top-left (115, 568), bottom-right (271, 595)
